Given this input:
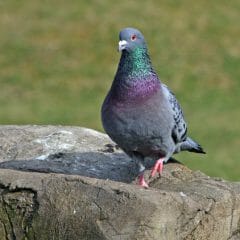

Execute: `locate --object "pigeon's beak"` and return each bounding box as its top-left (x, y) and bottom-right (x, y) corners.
top-left (118, 40), bottom-right (127, 52)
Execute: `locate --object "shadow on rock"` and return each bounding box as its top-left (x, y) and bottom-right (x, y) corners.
top-left (0, 151), bottom-right (139, 183)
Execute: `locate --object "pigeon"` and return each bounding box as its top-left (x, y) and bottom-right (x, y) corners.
top-left (101, 27), bottom-right (205, 188)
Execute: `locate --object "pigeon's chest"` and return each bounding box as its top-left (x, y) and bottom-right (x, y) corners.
top-left (102, 91), bottom-right (172, 150)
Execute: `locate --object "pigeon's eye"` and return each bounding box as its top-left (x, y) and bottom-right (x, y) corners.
top-left (131, 34), bottom-right (137, 41)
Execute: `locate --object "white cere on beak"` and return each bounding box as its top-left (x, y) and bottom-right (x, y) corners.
top-left (118, 40), bottom-right (128, 51)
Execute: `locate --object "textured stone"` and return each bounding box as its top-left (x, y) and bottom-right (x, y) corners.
top-left (0, 125), bottom-right (239, 240)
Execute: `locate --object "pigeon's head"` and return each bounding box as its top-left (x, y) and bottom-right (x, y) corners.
top-left (118, 27), bottom-right (147, 52)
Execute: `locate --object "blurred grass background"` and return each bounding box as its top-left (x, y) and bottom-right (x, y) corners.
top-left (0, 0), bottom-right (239, 180)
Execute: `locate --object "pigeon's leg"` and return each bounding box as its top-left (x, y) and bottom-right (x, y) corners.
top-left (137, 160), bottom-right (149, 188)
top-left (150, 158), bottom-right (164, 178)
top-left (138, 173), bottom-right (149, 188)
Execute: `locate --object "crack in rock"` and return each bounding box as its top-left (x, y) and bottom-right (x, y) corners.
top-left (0, 185), bottom-right (39, 240)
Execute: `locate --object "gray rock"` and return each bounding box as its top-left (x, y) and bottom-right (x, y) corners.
top-left (0, 125), bottom-right (239, 240)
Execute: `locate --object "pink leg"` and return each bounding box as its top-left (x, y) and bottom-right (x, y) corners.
top-left (138, 173), bottom-right (149, 188)
top-left (150, 158), bottom-right (164, 177)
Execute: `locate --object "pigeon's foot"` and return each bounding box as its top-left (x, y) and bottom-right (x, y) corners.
top-left (150, 158), bottom-right (164, 178)
top-left (138, 173), bottom-right (149, 188)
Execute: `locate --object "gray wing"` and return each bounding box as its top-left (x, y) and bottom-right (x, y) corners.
top-left (162, 84), bottom-right (187, 144)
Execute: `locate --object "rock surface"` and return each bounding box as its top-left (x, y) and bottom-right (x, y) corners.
top-left (0, 125), bottom-right (239, 240)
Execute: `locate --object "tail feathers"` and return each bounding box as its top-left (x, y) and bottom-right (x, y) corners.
top-left (180, 137), bottom-right (206, 154)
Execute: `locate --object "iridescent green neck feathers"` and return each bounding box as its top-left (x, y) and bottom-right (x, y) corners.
top-left (117, 47), bottom-right (154, 80)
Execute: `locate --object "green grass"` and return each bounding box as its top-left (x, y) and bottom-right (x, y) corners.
top-left (0, 0), bottom-right (240, 181)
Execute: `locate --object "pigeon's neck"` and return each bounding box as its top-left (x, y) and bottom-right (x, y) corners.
top-left (111, 47), bottom-right (160, 103)
top-left (117, 47), bottom-right (154, 79)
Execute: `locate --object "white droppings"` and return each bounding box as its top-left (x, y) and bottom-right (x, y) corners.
top-left (33, 130), bottom-right (77, 154)
top-left (180, 192), bottom-right (187, 197)
top-left (58, 130), bottom-right (73, 135)
top-left (82, 128), bottom-right (106, 138)
top-left (73, 209), bottom-right (76, 214)
top-left (36, 155), bottom-right (48, 160)
top-left (34, 139), bottom-right (42, 144)
top-left (59, 143), bottom-right (74, 150)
